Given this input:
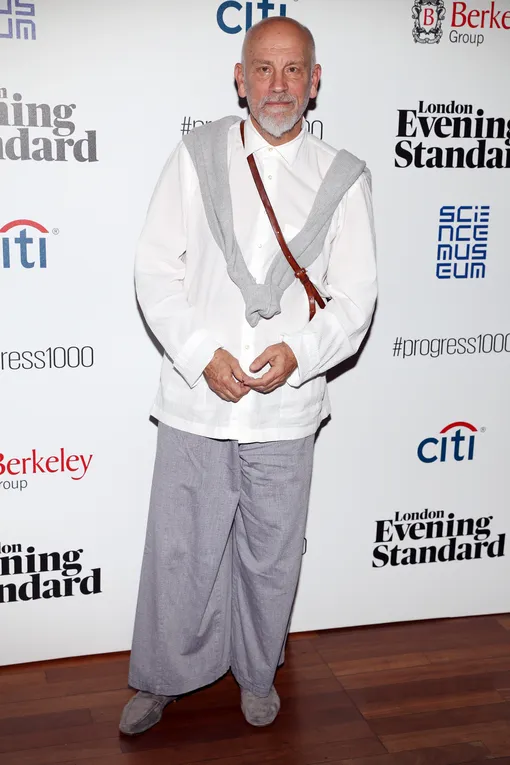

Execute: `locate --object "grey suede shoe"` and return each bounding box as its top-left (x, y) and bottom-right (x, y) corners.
top-left (119, 691), bottom-right (177, 735)
top-left (240, 685), bottom-right (280, 726)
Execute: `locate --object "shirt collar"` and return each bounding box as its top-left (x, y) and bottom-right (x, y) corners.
top-left (242, 115), bottom-right (306, 166)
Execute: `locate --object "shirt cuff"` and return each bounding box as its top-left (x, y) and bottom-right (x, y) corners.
top-left (173, 329), bottom-right (222, 388)
top-left (281, 331), bottom-right (320, 388)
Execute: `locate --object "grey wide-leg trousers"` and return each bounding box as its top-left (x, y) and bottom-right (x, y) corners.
top-left (128, 422), bottom-right (315, 698)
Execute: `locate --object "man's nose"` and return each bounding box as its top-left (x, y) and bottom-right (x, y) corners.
top-left (270, 69), bottom-right (287, 92)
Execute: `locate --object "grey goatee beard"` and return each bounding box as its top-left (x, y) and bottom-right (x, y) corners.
top-left (247, 88), bottom-right (311, 139)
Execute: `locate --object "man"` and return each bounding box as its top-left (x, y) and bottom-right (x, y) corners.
top-left (120, 16), bottom-right (377, 736)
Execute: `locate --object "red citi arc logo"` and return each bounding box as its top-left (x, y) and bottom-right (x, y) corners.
top-left (417, 422), bottom-right (479, 463)
top-left (1, 219), bottom-right (48, 268)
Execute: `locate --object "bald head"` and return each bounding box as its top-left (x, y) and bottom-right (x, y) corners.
top-left (234, 16), bottom-right (321, 143)
top-left (242, 17), bottom-right (316, 73)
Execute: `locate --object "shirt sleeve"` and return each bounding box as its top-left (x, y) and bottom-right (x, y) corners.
top-left (281, 170), bottom-right (377, 387)
top-left (134, 142), bottom-right (222, 388)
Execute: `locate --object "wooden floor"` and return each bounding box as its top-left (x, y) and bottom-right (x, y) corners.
top-left (2, 614), bottom-right (510, 765)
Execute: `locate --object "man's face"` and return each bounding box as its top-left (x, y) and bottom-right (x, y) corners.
top-left (235, 22), bottom-right (321, 139)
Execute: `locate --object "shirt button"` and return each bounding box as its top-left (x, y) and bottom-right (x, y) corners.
top-left (269, 148), bottom-right (273, 152)
top-left (244, 344), bottom-right (250, 350)
top-left (268, 175), bottom-right (273, 180)
top-left (258, 243), bottom-right (262, 248)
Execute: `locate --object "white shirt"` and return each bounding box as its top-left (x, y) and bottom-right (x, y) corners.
top-left (135, 116), bottom-right (377, 442)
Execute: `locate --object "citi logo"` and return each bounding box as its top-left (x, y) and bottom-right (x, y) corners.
top-left (417, 421), bottom-right (482, 463)
top-left (217, 1), bottom-right (287, 34)
top-left (0, 219), bottom-right (55, 268)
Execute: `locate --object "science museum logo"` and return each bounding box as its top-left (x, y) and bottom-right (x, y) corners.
top-left (217, 1), bottom-right (287, 34)
top-left (436, 204), bottom-right (490, 279)
top-left (0, 0), bottom-right (36, 41)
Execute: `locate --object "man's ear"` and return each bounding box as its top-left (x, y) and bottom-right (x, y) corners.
top-left (234, 63), bottom-right (247, 98)
top-left (310, 64), bottom-right (322, 99)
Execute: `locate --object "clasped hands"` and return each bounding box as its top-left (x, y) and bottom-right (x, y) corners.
top-left (203, 344), bottom-right (297, 403)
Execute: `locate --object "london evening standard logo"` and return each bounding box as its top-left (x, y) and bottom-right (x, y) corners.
top-left (0, 542), bottom-right (101, 604)
top-left (412, 0), bottom-right (510, 46)
top-left (417, 421), bottom-right (483, 463)
top-left (217, 1), bottom-right (287, 33)
top-left (396, 101), bottom-right (510, 169)
top-left (0, 88), bottom-right (98, 162)
top-left (373, 508), bottom-right (505, 567)
top-left (437, 204), bottom-right (490, 279)
top-left (0, 0), bottom-right (35, 41)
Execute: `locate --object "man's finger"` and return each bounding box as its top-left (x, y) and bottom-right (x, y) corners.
top-left (251, 381), bottom-right (282, 394)
top-left (215, 389), bottom-right (234, 402)
top-left (231, 360), bottom-right (255, 384)
top-left (244, 369), bottom-right (278, 390)
top-left (249, 370), bottom-right (287, 393)
top-left (261, 381), bottom-right (284, 394)
top-left (216, 382), bottom-right (237, 401)
top-left (213, 373), bottom-right (240, 402)
top-left (226, 378), bottom-right (249, 400)
top-left (249, 348), bottom-right (273, 373)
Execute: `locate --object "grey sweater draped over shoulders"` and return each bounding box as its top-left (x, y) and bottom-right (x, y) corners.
top-left (183, 116), bottom-right (367, 327)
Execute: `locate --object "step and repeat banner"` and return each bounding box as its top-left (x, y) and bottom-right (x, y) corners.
top-left (1, 0), bottom-right (509, 665)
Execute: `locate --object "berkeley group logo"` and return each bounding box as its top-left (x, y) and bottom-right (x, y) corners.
top-left (0, 0), bottom-right (35, 41)
top-left (413, 0), bottom-right (510, 46)
top-left (412, 0), bottom-right (447, 43)
top-left (417, 421), bottom-right (482, 463)
top-left (0, 447), bottom-right (93, 492)
top-left (437, 204), bottom-right (490, 279)
top-left (217, 1), bottom-right (287, 33)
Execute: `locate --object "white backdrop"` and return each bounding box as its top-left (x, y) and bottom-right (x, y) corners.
top-left (1, 0), bottom-right (509, 665)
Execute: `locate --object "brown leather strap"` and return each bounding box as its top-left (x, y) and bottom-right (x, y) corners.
top-left (240, 120), bottom-right (325, 321)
